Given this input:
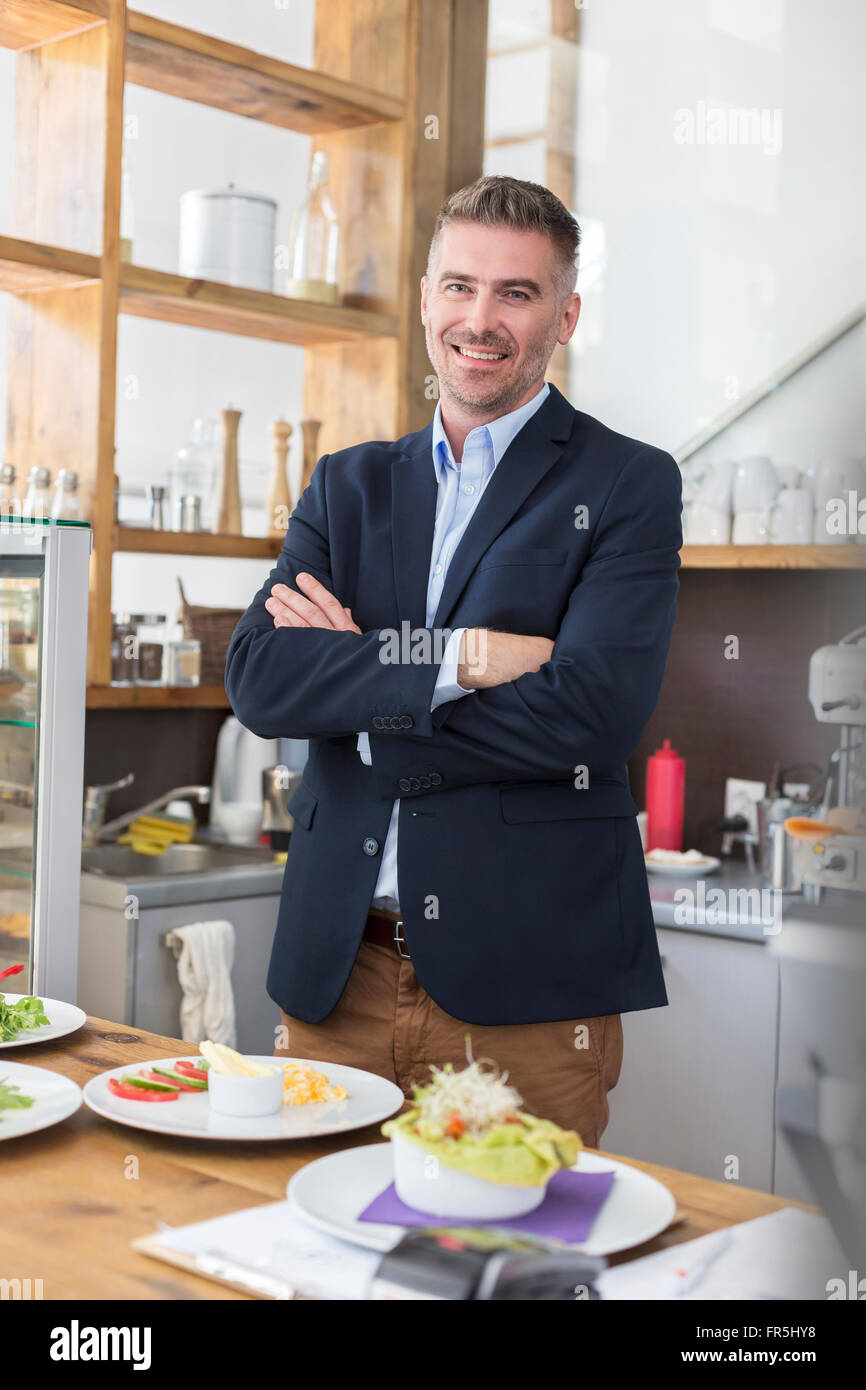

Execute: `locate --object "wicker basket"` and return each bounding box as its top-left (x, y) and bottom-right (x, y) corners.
top-left (177, 577), bottom-right (244, 687)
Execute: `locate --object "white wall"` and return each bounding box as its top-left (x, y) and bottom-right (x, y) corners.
top-left (2, 0), bottom-right (865, 611)
top-left (0, 2), bottom-right (319, 620)
top-left (485, 0), bottom-right (866, 467)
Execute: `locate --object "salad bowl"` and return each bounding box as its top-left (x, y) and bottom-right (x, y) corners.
top-left (390, 1127), bottom-right (545, 1218)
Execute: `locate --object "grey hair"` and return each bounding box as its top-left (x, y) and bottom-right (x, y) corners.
top-left (426, 175), bottom-right (581, 306)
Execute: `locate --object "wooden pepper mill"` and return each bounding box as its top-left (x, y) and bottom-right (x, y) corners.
top-left (266, 418), bottom-right (293, 537)
top-left (299, 417), bottom-right (322, 498)
top-left (215, 406), bottom-right (243, 535)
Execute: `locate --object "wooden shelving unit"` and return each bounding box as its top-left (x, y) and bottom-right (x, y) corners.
top-left (680, 545), bottom-right (866, 570)
top-left (0, 0), bottom-right (107, 50)
top-left (114, 527), bottom-right (281, 560)
top-left (86, 683), bottom-right (230, 709)
top-left (0, 236), bottom-right (101, 293)
top-left (1, 0), bottom-right (488, 707)
top-left (124, 11), bottom-right (405, 132)
top-left (118, 264), bottom-right (397, 347)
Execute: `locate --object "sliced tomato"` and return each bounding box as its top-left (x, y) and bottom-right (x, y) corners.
top-left (174, 1059), bottom-right (210, 1082)
top-left (444, 1111), bottom-right (465, 1138)
top-left (108, 1075), bottom-right (179, 1102)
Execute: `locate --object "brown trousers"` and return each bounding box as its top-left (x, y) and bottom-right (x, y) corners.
top-left (275, 937), bottom-right (624, 1148)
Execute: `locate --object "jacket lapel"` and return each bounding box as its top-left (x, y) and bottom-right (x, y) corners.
top-left (390, 417), bottom-right (438, 632)
top-left (390, 382), bottom-right (578, 633)
top-left (390, 381), bottom-right (577, 635)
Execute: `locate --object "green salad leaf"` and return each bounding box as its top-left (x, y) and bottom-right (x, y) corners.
top-left (0, 993), bottom-right (50, 1042)
top-left (0, 1077), bottom-right (35, 1112)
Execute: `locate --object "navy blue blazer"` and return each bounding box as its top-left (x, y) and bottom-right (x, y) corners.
top-left (226, 382), bottom-right (682, 1025)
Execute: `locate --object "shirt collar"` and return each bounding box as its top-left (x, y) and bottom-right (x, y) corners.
top-left (432, 380), bottom-right (550, 478)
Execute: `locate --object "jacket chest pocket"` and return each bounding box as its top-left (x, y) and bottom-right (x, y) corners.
top-left (500, 781), bottom-right (637, 822)
top-left (477, 547), bottom-right (567, 571)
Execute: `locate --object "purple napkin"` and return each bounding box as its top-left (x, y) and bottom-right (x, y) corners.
top-left (358, 1167), bottom-right (616, 1245)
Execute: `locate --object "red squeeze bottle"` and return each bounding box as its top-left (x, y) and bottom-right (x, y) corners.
top-left (645, 738), bottom-right (685, 851)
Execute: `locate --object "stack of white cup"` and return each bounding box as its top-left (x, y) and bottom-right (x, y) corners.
top-left (801, 458), bottom-right (865, 545)
top-left (683, 455), bottom-right (865, 545)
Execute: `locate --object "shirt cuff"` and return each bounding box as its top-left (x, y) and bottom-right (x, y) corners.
top-left (357, 731), bottom-right (371, 766)
top-left (431, 627), bottom-right (476, 711)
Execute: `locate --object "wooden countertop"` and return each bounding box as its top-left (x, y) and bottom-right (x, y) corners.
top-left (0, 1016), bottom-right (813, 1300)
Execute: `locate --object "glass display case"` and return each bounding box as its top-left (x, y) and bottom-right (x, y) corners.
top-left (0, 519), bottom-right (90, 999)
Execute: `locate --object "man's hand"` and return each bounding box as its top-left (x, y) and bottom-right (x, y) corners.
top-left (265, 572), bottom-right (361, 632)
top-left (457, 629), bottom-right (554, 689)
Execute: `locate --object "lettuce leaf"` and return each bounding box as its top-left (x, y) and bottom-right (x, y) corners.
top-left (0, 993), bottom-right (50, 1042)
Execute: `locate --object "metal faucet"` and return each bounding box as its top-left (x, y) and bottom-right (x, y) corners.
top-left (82, 774), bottom-right (211, 845)
top-left (82, 773), bottom-right (135, 846)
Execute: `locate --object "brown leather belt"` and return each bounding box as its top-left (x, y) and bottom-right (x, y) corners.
top-left (364, 905), bottom-right (410, 959)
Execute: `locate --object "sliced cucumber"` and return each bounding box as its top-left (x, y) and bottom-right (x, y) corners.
top-left (152, 1065), bottom-right (208, 1089)
top-left (121, 1073), bottom-right (180, 1093)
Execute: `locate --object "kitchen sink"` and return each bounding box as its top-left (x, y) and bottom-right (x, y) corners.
top-left (81, 841), bottom-right (277, 878)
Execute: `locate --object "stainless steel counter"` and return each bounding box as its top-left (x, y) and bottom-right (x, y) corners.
top-left (648, 859), bottom-right (864, 944)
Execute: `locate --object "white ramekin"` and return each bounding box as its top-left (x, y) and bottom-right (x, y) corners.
top-left (207, 1066), bottom-right (283, 1117)
top-left (390, 1129), bottom-right (546, 1219)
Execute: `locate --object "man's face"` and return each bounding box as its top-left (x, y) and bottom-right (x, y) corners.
top-left (421, 221), bottom-right (580, 415)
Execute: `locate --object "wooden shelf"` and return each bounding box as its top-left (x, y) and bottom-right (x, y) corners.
top-left (0, 236), bottom-right (100, 293)
top-left (680, 545), bottom-right (866, 569)
top-left (2, 0), bottom-right (485, 693)
top-left (118, 262), bottom-right (397, 346)
top-left (86, 684), bottom-right (230, 710)
top-left (125, 11), bottom-right (404, 133)
top-left (0, 0), bottom-right (106, 51)
top-left (114, 527), bottom-right (282, 560)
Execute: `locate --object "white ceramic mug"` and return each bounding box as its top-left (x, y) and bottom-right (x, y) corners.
top-left (775, 464), bottom-right (801, 489)
top-left (733, 456), bottom-right (780, 512)
top-left (696, 459), bottom-right (735, 513)
top-left (769, 488), bottom-right (813, 544)
top-left (813, 487), bottom-right (853, 545)
top-left (686, 502), bottom-right (731, 544)
top-left (732, 506), bottom-right (772, 544)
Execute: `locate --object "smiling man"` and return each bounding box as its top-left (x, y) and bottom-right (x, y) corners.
top-left (225, 175), bottom-right (682, 1145)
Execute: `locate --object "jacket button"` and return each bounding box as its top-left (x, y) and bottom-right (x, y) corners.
top-left (430, 772), bottom-right (442, 786)
top-left (399, 714), bottom-right (413, 728)
top-left (388, 716), bottom-right (400, 729)
top-left (398, 778), bottom-right (411, 793)
top-left (372, 716), bottom-right (383, 729)
top-left (409, 776), bottom-right (421, 791)
top-left (420, 775), bottom-right (431, 789)
top-left (362, 837), bottom-right (380, 856)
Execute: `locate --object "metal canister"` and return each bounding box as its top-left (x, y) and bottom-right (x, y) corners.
top-left (177, 494), bottom-right (203, 532)
top-left (262, 767), bottom-right (301, 850)
top-left (148, 483), bottom-right (167, 530)
top-left (757, 796), bottom-right (815, 890)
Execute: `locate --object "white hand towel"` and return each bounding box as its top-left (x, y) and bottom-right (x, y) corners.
top-left (169, 920), bottom-right (237, 1049)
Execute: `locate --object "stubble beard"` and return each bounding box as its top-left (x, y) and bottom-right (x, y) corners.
top-left (425, 318), bottom-right (560, 416)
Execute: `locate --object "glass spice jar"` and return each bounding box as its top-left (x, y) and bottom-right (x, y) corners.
top-left (166, 628), bottom-right (201, 687)
top-left (23, 467), bottom-right (51, 521)
top-left (110, 612), bottom-right (145, 685)
top-left (135, 613), bottom-right (169, 685)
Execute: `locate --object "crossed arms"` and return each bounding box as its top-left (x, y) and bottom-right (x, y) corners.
top-left (224, 448), bottom-right (682, 797)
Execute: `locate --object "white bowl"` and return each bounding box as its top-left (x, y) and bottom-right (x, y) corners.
top-left (390, 1129), bottom-right (546, 1220)
top-left (208, 1066), bottom-right (282, 1117)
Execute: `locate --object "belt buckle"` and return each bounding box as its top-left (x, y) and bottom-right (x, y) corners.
top-left (392, 919), bottom-right (411, 960)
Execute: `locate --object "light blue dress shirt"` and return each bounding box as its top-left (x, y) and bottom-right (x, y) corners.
top-left (357, 379), bottom-right (551, 910)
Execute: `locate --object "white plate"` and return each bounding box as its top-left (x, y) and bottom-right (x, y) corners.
top-left (644, 855), bottom-right (721, 877)
top-left (288, 1144), bottom-right (677, 1256)
top-left (83, 1056), bottom-right (404, 1142)
top-left (0, 1060), bottom-right (82, 1140)
top-left (0, 993), bottom-right (87, 1050)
